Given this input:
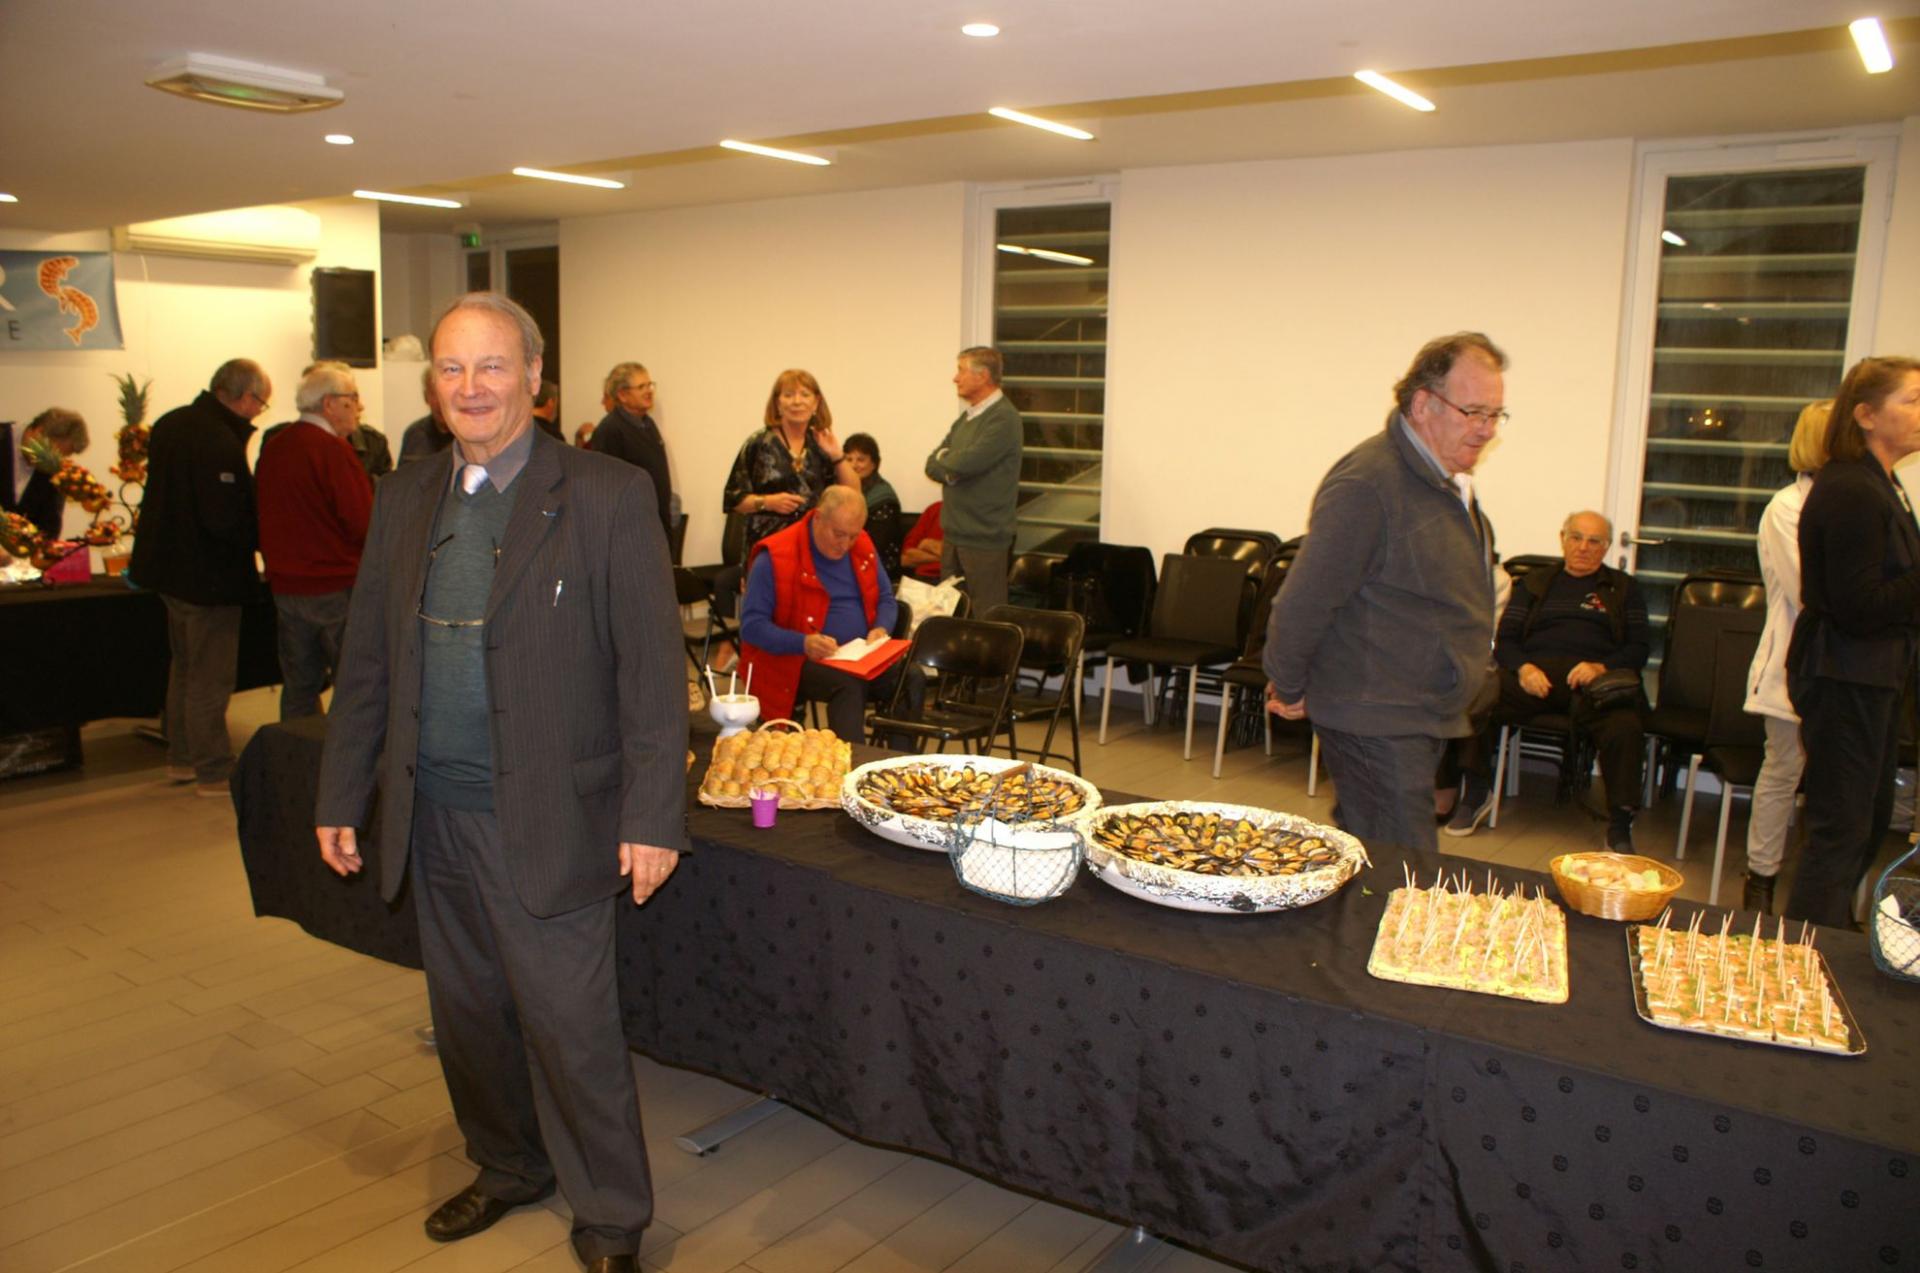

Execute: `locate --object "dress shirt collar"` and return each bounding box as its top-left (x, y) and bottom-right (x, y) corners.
top-left (298, 412), bottom-right (341, 437)
top-left (963, 388), bottom-right (1005, 420)
top-left (450, 422), bottom-right (535, 493)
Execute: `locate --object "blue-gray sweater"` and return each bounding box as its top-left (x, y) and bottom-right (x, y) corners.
top-left (1264, 413), bottom-right (1495, 738)
top-left (416, 478), bottom-right (517, 809)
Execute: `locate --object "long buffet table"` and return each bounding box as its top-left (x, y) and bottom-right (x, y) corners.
top-left (0, 577), bottom-right (280, 734)
top-left (234, 717), bottom-right (1920, 1273)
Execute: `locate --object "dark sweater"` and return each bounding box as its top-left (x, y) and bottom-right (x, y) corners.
top-left (256, 421), bottom-right (373, 595)
top-left (1495, 563), bottom-right (1648, 671)
top-left (416, 477), bottom-right (516, 811)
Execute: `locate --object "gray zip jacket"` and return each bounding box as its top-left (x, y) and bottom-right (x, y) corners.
top-left (1264, 412), bottom-right (1495, 739)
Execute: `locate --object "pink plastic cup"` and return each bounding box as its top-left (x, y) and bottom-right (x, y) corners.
top-left (750, 790), bottom-right (779, 829)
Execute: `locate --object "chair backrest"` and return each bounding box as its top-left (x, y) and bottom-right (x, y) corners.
top-left (1148, 554), bottom-right (1247, 647)
top-left (668, 512), bottom-right (688, 566)
top-left (905, 615), bottom-right (1025, 681)
top-left (1704, 624), bottom-right (1767, 751)
top-left (720, 511), bottom-right (747, 567)
top-left (1184, 528), bottom-right (1284, 641)
top-left (1238, 551), bottom-right (1300, 660)
top-left (984, 604), bottom-right (1086, 676)
top-left (1059, 543), bottom-right (1157, 639)
top-left (1501, 553), bottom-right (1560, 583)
top-left (1656, 568), bottom-right (1767, 713)
top-left (891, 598), bottom-right (913, 640)
top-left (671, 566), bottom-right (708, 608)
top-left (1008, 552), bottom-right (1065, 607)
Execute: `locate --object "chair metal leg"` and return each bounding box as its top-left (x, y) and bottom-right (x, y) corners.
top-left (1307, 730), bottom-right (1320, 797)
top-left (1262, 702), bottom-right (1272, 756)
top-left (1212, 683), bottom-right (1233, 778)
top-left (1490, 725), bottom-right (1511, 831)
top-left (1183, 665), bottom-right (1199, 760)
top-left (1710, 780), bottom-right (1733, 908)
top-left (1673, 754), bottom-right (1702, 860)
top-left (1099, 656), bottom-right (1115, 744)
top-left (1142, 667), bottom-right (1157, 727)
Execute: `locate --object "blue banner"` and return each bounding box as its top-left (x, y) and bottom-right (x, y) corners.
top-left (0, 250), bottom-right (125, 350)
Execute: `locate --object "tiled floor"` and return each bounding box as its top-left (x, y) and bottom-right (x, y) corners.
top-left (0, 677), bottom-right (1899, 1272)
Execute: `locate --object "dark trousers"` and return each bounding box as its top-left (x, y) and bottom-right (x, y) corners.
top-left (410, 793), bottom-right (653, 1262)
top-left (161, 594), bottom-right (241, 782)
top-left (1313, 727), bottom-right (1445, 854)
top-left (1786, 677), bottom-right (1901, 929)
top-left (942, 541), bottom-right (1009, 617)
top-left (1459, 661), bottom-right (1645, 809)
top-left (272, 589), bottom-right (350, 720)
top-left (796, 658), bottom-right (902, 743)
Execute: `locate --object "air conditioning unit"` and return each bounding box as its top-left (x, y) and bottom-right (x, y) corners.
top-left (112, 204), bottom-right (322, 265)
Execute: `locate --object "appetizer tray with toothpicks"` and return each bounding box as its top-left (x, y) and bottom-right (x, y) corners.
top-left (1626, 910), bottom-right (1865, 1056)
top-left (1367, 866), bottom-right (1569, 1004)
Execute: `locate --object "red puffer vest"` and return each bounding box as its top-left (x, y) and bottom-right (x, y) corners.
top-left (738, 512), bottom-right (880, 725)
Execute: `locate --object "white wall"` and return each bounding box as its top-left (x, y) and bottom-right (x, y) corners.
top-left (1877, 116), bottom-right (1920, 357)
top-left (1105, 139), bottom-right (1636, 564)
top-left (0, 197), bottom-right (383, 547)
top-left (560, 183), bottom-right (968, 565)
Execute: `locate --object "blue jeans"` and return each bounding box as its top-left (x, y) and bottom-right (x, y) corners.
top-left (273, 590), bottom-right (351, 720)
top-left (1312, 726), bottom-right (1445, 854)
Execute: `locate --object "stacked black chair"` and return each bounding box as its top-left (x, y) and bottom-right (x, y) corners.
top-left (1098, 553), bottom-right (1247, 761)
top-left (1182, 527), bottom-right (1283, 650)
top-left (1485, 554), bottom-right (1588, 826)
top-left (985, 604), bottom-right (1087, 773)
top-left (867, 616), bottom-right (1024, 755)
top-left (1007, 551), bottom-right (1065, 609)
top-left (1672, 619), bottom-right (1767, 906)
top-left (1211, 543), bottom-right (1304, 778)
top-left (1645, 568), bottom-right (1767, 800)
top-left (1056, 542), bottom-right (1156, 705)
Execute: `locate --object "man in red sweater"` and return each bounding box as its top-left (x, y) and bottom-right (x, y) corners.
top-left (257, 362), bottom-right (374, 719)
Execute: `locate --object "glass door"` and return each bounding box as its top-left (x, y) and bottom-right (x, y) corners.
top-left (1610, 136), bottom-right (1896, 651)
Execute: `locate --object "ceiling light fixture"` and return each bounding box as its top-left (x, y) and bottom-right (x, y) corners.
top-left (0, 194), bottom-right (17, 204)
top-left (1353, 70), bottom-right (1436, 112)
top-left (997, 243), bottom-right (1094, 266)
top-left (353, 189), bottom-right (465, 209)
top-left (987, 107), bottom-right (1093, 140)
top-left (718, 139), bottom-right (832, 166)
top-left (962, 23), bottom-right (1000, 38)
top-left (1850, 18), bottom-right (1895, 73)
top-left (146, 53), bottom-right (344, 113)
top-left (512, 166), bottom-right (626, 189)
top-left (324, 134), bottom-right (354, 146)
top-left (1661, 230), bottom-right (1687, 247)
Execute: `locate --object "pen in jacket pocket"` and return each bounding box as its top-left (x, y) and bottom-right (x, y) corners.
top-left (553, 578), bottom-right (564, 606)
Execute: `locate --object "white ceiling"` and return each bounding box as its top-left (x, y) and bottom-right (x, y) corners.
top-left (2, 0), bottom-right (1917, 233)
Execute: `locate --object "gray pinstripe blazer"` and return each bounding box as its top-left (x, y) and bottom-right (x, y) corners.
top-left (316, 428), bottom-right (689, 917)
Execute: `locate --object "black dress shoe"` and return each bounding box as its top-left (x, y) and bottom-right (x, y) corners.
top-left (585, 1257), bottom-right (638, 1273)
top-left (1743, 871), bottom-right (1777, 915)
top-left (424, 1185), bottom-right (524, 1242)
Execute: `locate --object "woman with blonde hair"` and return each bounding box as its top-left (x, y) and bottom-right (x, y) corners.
top-left (1739, 400), bottom-right (1831, 913)
top-left (722, 369), bottom-right (857, 558)
top-left (1785, 356), bottom-right (1920, 928)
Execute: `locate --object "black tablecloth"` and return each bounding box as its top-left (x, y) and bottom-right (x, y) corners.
top-left (0, 577), bottom-right (280, 732)
top-left (235, 721), bottom-right (1920, 1272)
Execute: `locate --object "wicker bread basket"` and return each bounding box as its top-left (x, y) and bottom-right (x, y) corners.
top-left (697, 718), bottom-right (850, 811)
top-left (1550, 852), bottom-right (1683, 922)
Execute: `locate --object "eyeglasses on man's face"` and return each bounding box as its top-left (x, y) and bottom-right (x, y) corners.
top-left (1426, 387), bottom-right (1510, 427)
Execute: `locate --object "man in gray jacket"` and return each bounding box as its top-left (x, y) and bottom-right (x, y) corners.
top-left (925, 346), bottom-right (1022, 614)
top-left (1264, 332), bottom-right (1505, 852)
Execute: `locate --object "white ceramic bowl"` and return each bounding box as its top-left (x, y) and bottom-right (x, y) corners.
top-left (708, 693), bottom-right (760, 738)
top-left (1082, 800), bottom-right (1369, 915)
top-left (840, 754), bottom-right (1101, 854)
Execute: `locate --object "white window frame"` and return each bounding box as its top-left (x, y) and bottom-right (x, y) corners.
top-left (1604, 126), bottom-right (1899, 569)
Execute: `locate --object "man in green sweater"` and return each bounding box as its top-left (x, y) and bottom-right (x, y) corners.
top-left (925, 346), bottom-right (1022, 615)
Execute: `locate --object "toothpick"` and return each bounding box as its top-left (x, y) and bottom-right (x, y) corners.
top-left (705, 666), bottom-right (719, 700)
top-left (744, 663), bottom-right (753, 698)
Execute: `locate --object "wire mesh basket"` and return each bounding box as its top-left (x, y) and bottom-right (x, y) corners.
top-left (943, 763), bottom-right (1085, 906)
top-left (1869, 841), bottom-right (1920, 983)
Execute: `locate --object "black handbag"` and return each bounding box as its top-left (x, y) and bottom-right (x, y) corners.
top-left (1579, 668), bottom-right (1643, 712)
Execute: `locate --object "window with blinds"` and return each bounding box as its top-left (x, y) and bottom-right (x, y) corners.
top-left (991, 202), bottom-right (1110, 555)
top-left (1631, 165), bottom-right (1865, 634)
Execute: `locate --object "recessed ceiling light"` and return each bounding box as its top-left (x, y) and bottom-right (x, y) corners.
top-left (1661, 230), bottom-right (1687, 247)
top-left (718, 139), bottom-right (832, 166)
top-left (0, 194), bottom-right (17, 204)
top-left (512, 166), bottom-right (626, 189)
top-left (987, 107), bottom-right (1093, 141)
top-left (1353, 70), bottom-right (1436, 112)
top-left (147, 53), bottom-right (343, 113)
top-left (324, 133), bottom-right (354, 145)
top-left (353, 189), bottom-right (465, 208)
top-left (997, 243), bottom-right (1094, 266)
top-left (961, 23), bottom-right (1000, 38)
top-left (1850, 18), bottom-right (1894, 73)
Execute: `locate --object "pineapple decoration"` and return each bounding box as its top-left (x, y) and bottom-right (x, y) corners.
top-left (106, 372), bottom-right (152, 534)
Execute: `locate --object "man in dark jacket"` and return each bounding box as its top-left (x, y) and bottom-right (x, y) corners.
top-left (3, 408), bottom-right (91, 539)
top-left (1446, 511), bottom-right (1651, 849)
top-left (588, 362), bottom-right (673, 539)
top-left (399, 365), bottom-right (455, 465)
top-left (128, 359), bottom-right (270, 795)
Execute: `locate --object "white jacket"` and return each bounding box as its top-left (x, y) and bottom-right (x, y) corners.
top-left (1744, 474), bottom-right (1810, 722)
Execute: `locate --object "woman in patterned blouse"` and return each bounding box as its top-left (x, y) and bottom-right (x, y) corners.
top-left (723, 369), bottom-right (858, 556)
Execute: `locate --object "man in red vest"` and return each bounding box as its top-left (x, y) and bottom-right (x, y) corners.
top-left (739, 485), bottom-right (900, 741)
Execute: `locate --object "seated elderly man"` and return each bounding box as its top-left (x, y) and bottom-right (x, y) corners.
top-left (1446, 510), bottom-right (1650, 851)
top-left (739, 485), bottom-right (901, 742)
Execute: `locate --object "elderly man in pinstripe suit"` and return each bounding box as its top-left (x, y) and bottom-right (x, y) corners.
top-left (315, 292), bottom-right (686, 1273)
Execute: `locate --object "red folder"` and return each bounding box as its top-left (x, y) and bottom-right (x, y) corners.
top-left (825, 637), bottom-right (909, 680)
